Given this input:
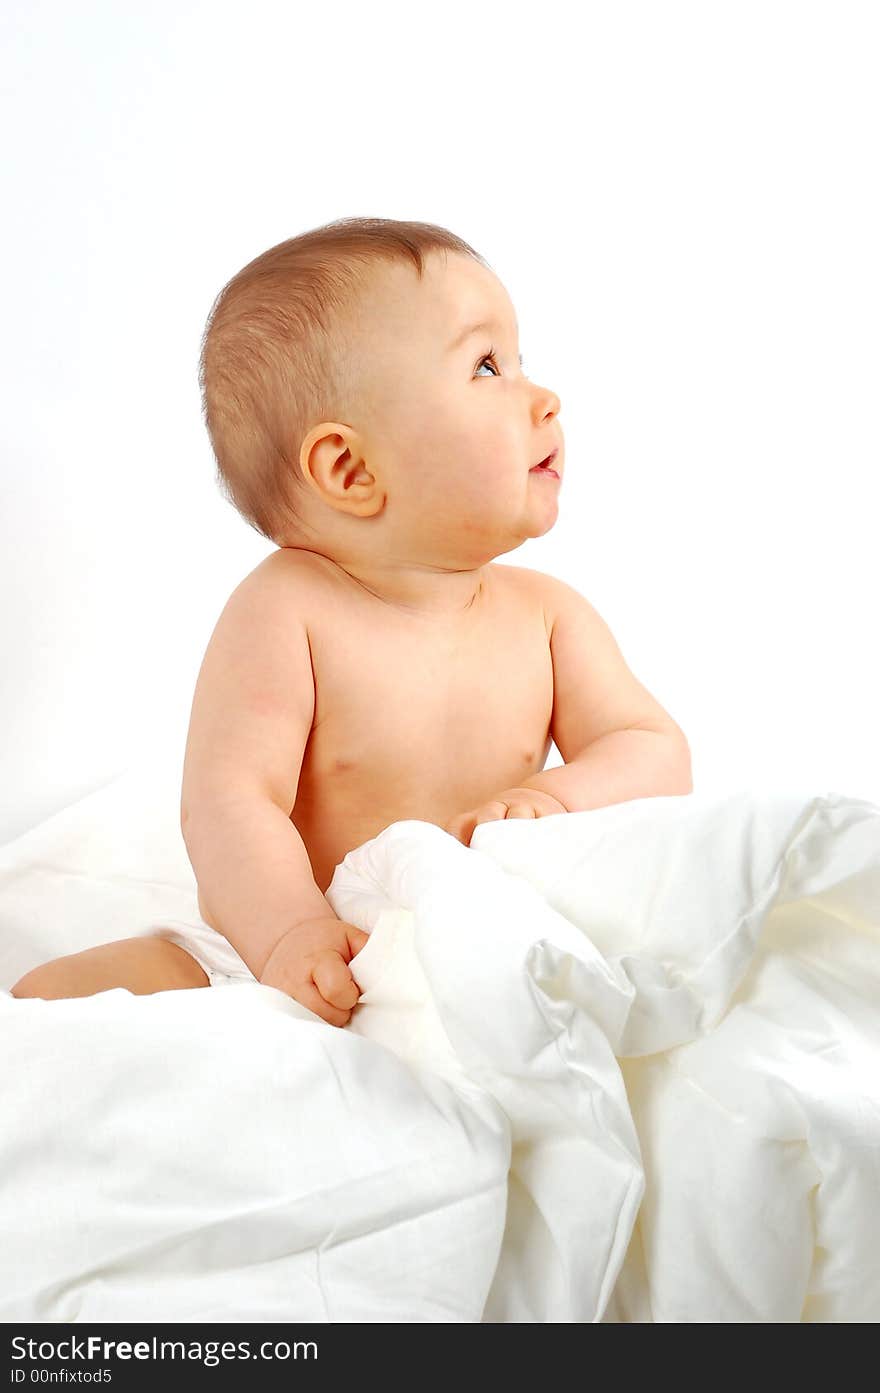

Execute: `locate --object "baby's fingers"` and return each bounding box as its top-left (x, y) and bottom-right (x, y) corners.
top-left (298, 979), bottom-right (354, 1028)
top-left (312, 951), bottom-right (362, 1012)
top-left (346, 925), bottom-right (371, 959)
top-left (501, 800), bottom-right (537, 819)
top-left (449, 800), bottom-right (509, 847)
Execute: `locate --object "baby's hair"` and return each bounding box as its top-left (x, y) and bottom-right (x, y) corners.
top-left (199, 215), bottom-right (489, 545)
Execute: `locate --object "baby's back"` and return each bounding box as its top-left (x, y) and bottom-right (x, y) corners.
top-left (272, 549), bottom-right (553, 891)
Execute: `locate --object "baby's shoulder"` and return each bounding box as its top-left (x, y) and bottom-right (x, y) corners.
top-left (246, 545), bottom-right (329, 601)
top-left (216, 547), bottom-right (328, 643)
top-left (491, 562), bottom-right (549, 592)
top-left (490, 563), bottom-right (555, 637)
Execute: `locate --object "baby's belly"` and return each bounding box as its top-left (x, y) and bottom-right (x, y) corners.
top-left (293, 785), bottom-right (464, 896)
top-left (295, 799), bottom-right (420, 896)
top-left (294, 741), bottom-right (551, 895)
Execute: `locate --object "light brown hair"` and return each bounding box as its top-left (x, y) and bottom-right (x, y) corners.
top-left (198, 216), bottom-right (489, 545)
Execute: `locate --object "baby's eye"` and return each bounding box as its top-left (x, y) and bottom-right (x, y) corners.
top-left (474, 348), bottom-right (527, 378)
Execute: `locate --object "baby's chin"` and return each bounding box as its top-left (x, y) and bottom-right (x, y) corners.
top-left (525, 490), bottom-right (561, 536)
top-left (533, 513), bottom-right (559, 539)
top-left (507, 505), bottom-right (559, 547)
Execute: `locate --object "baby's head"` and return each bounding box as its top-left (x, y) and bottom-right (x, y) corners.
top-left (199, 216), bottom-right (563, 570)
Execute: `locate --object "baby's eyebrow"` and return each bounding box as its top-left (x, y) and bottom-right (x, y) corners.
top-left (447, 318), bottom-right (520, 353)
top-left (447, 318), bottom-right (524, 365)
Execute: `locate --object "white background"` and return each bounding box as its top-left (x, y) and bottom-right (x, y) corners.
top-left (1, 0), bottom-right (877, 844)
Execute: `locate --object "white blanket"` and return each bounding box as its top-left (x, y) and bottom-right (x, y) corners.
top-left (1, 760), bottom-right (878, 1322)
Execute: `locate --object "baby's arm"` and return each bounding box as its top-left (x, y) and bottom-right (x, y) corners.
top-left (527, 570), bottom-right (692, 810)
top-left (180, 558), bottom-right (366, 1026)
top-left (183, 795), bottom-right (365, 1022)
top-left (446, 572), bottom-right (692, 844)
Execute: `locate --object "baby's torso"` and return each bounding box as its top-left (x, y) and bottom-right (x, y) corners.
top-left (286, 551), bottom-right (554, 893)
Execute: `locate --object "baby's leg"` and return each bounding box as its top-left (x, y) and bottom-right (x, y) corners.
top-left (9, 936), bottom-right (210, 1000)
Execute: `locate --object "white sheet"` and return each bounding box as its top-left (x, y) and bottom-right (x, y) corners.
top-left (1, 758), bottom-right (878, 1322)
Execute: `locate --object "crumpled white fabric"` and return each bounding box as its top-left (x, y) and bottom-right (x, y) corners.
top-left (1, 765), bottom-right (878, 1322)
top-left (329, 789), bottom-right (880, 1322)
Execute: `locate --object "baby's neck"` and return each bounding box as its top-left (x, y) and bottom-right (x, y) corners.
top-left (282, 547), bottom-right (490, 618)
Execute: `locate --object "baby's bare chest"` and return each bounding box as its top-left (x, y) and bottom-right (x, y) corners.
top-left (298, 572), bottom-right (554, 817)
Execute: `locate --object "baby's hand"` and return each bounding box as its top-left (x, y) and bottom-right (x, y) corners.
top-left (444, 787), bottom-right (568, 848)
top-left (259, 916), bottom-right (370, 1027)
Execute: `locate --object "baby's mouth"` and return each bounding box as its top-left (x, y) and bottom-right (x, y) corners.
top-left (530, 448), bottom-right (560, 479)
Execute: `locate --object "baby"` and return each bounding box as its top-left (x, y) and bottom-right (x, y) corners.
top-left (11, 216), bottom-right (692, 1025)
